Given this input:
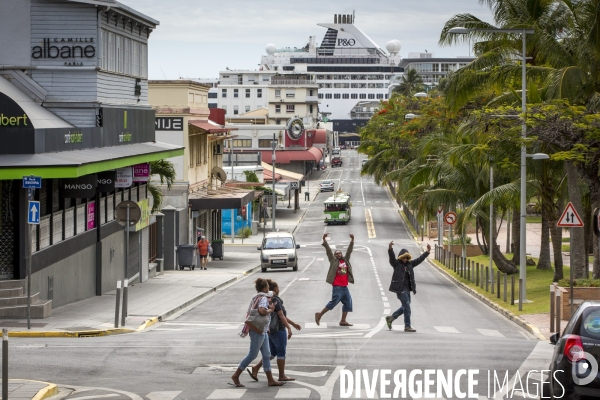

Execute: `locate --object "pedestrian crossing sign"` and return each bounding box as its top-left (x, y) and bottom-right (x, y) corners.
top-left (557, 202), bottom-right (584, 227)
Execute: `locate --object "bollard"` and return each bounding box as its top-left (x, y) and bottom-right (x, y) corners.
top-left (114, 280), bottom-right (121, 328)
top-left (497, 271), bottom-right (501, 299)
top-left (476, 263), bottom-right (480, 286)
top-left (550, 285), bottom-right (555, 333)
top-left (519, 279), bottom-right (523, 311)
top-left (121, 279), bottom-right (129, 327)
top-left (556, 289), bottom-right (562, 334)
top-left (2, 329), bottom-right (7, 400)
top-left (511, 275), bottom-right (515, 305)
top-left (485, 267), bottom-right (489, 292)
top-left (481, 265), bottom-right (485, 289)
top-left (503, 274), bottom-right (507, 302)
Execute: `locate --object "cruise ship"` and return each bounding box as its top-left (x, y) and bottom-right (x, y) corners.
top-left (259, 13), bottom-right (403, 134)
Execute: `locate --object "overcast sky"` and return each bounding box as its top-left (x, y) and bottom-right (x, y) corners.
top-left (123, 0), bottom-right (494, 80)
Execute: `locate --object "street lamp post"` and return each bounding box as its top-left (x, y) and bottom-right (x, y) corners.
top-left (449, 26), bottom-right (534, 306)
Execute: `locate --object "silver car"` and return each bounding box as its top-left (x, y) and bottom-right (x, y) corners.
top-left (258, 232), bottom-right (300, 272)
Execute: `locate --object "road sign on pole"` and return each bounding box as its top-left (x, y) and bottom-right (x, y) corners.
top-left (27, 201), bottom-right (40, 225)
top-left (444, 211), bottom-right (457, 225)
top-left (22, 176), bottom-right (42, 189)
top-left (437, 205), bottom-right (444, 215)
top-left (557, 202), bottom-right (584, 227)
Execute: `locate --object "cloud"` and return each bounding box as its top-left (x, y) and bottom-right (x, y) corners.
top-left (123, 0), bottom-right (493, 79)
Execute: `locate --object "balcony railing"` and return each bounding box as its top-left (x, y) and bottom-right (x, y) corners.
top-left (270, 79), bottom-right (317, 86)
top-left (305, 95), bottom-right (320, 103)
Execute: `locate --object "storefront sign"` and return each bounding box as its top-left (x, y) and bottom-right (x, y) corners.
top-left (0, 113), bottom-right (28, 127)
top-left (135, 198), bottom-right (150, 231)
top-left (64, 130), bottom-right (83, 143)
top-left (87, 202), bottom-right (95, 230)
top-left (155, 117), bottom-right (183, 131)
top-left (115, 167), bottom-right (133, 188)
top-left (97, 171), bottom-right (116, 192)
top-left (101, 108), bottom-right (155, 146)
top-left (61, 174), bottom-right (97, 198)
top-left (31, 38), bottom-right (96, 60)
top-left (133, 163), bottom-right (150, 182)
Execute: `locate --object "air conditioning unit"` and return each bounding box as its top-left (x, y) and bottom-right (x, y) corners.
top-left (214, 144), bottom-right (222, 155)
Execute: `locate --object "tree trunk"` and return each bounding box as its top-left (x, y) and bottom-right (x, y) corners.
top-left (511, 206), bottom-right (520, 265)
top-left (537, 202), bottom-right (552, 269)
top-left (485, 213), bottom-right (518, 274)
top-left (549, 206), bottom-right (564, 281)
top-left (591, 188), bottom-right (600, 279)
top-left (565, 161), bottom-right (587, 279)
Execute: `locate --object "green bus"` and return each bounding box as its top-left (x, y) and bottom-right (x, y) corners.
top-left (324, 193), bottom-right (352, 225)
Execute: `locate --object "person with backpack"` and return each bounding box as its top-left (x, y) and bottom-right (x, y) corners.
top-left (386, 242), bottom-right (431, 332)
top-left (197, 235), bottom-right (210, 270)
top-left (230, 278), bottom-right (284, 388)
top-left (248, 280), bottom-right (301, 382)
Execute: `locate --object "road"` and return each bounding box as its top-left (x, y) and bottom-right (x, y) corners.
top-left (9, 150), bottom-right (553, 399)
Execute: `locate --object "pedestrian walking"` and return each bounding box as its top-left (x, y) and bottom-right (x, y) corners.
top-left (197, 235), bottom-right (210, 270)
top-left (249, 280), bottom-right (302, 382)
top-left (386, 242), bottom-right (431, 332)
top-left (315, 233), bottom-right (355, 326)
top-left (231, 278), bottom-right (284, 388)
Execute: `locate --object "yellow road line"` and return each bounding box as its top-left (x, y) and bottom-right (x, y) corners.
top-left (365, 209), bottom-right (376, 238)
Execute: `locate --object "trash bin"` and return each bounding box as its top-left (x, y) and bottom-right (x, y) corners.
top-left (211, 241), bottom-right (224, 260)
top-left (176, 244), bottom-right (197, 270)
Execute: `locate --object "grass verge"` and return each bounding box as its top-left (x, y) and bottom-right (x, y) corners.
top-left (400, 211), bottom-right (419, 239)
top-left (433, 252), bottom-right (568, 316)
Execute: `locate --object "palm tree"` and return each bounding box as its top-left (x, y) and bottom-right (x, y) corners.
top-left (148, 159), bottom-right (176, 212)
top-left (393, 69), bottom-right (425, 97)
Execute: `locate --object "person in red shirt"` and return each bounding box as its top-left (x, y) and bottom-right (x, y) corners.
top-left (197, 236), bottom-right (210, 270)
top-left (315, 233), bottom-right (354, 326)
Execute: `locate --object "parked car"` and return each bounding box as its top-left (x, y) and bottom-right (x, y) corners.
top-left (544, 301), bottom-right (600, 398)
top-left (331, 156), bottom-right (343, 167)
top-left (361, 158), bottom-right (369, 166)
top-left (340, 144), bottom-right (347, 150)
top-left (332, 148), bottom-right (340, 155)
top-left (258, 232), bottom-right (300, 272)
top-left (319, 179), bottom-right (335, 192)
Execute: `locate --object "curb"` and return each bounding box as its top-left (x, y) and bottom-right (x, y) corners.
top-left (292, 208), bottom-right (309, 235)
top-left (427, 258), bottom-right (548, 341)
top-left (31, 380), bottom-right (59, 400)
top-left (8, 264), bottom-right (260, 338)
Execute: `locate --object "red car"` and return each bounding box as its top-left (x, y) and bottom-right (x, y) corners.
top-left (331, 157), bottom-right (343, 167)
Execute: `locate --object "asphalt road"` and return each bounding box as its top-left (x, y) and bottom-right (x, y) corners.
top-left (9, 150), bottom-right (554, 400)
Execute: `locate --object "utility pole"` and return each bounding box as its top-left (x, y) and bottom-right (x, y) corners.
top-left (231, 139), bottom-right (235, 243)
top-left (272, 133), bottom-right (277, 231)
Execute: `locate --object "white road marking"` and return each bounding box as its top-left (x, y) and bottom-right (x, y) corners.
top-left (383, 309), bottom-right (390, 314)
top-left (207, 389), bottom-right (246, 399)
top-left (279, 277), bottom-right (299, 296)
top-left (147, 392), bottom-right (183, 400)
top-left (349, 324), bottom-right (371, 330)
top-left (477, 328), bottom-right (506, 338)
top-left (68, 396), bottom-right (119, 400)
top-left (382, 297), bottom-right (388, 301)
top-left (305, 322), bottom-right (327, 329)
top-left (285, 370), bottom-right (328, 378)
top-left (275, 388), bottom-right (312, 398)
top-left (365, 317), bottom-right (385, 338)
top-left (434, 326), bottom-right (461, 333)
top-left (383, 302), bottom-right (390, 308)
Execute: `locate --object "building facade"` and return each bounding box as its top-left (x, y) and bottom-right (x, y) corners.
top-left (0, 0), bottom-right (183, 313)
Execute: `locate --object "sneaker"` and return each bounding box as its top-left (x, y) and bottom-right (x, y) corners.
top-left (385, 316), bottom-right (393, 330)
top-left (404, 326), bottom-right (416, 332)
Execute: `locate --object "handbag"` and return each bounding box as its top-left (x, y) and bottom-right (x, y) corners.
top-left (245, 296), bottom-right (269, 334)
top-left (269, 311), bottom-right (280, 334)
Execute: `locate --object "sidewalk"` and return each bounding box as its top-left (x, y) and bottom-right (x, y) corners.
top-left (4, 252), bottom-right (259, 337)
top-left (0, 379), bottom-right (57, 399)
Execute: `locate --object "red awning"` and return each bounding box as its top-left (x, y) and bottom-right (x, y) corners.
top-left (261, 148), bottom-right (322, 164)
top-left (189, 120), bottom-right (236, 134)
top-left (308, 129), bottom-right (327, 144)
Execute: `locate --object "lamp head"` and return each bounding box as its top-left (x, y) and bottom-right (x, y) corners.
top-left (531, 153), bottom-right (550, 160)
top-left (449, 27), bottom-right (470, 34)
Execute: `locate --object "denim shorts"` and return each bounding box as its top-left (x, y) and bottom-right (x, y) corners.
top-left (269, 328), bottom-right (287, 360)
top-left (325, 286), bottom-right (353, 312)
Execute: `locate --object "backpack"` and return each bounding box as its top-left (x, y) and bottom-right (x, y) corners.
top-left (269, 296), bottom-right (282, 334)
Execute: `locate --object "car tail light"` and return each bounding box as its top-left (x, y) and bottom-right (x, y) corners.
top-left (564, 334), bottom-right (586, 362)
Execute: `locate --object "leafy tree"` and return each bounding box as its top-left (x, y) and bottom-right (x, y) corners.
top-left (392, 69), bottom-right (425, 97)
top-left (148, 159), bottom-right (176, 213)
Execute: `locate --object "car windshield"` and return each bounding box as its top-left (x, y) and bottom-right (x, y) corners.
top-left (264, 237), bottom-right (294, 249)
top-left (325, 203), bottom-right (347, 211)
top-left (580, 308), bottom-right (600, 340)
top-left (321, 180), bottom-right (332, 185)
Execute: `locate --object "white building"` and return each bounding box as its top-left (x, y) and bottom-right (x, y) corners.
top-left (217, 71), bottom-right (274, 117)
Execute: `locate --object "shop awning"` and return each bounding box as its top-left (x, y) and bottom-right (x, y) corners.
top-left (189, 120), bottom-right (236, 134)
top-left (307, 128), bottom-right (327, 145)
top-left (188, 187), bottom-right (254, 210)
top-left (261, 147), bottom-right (322, 164)
top-left (0, 142), bottom-right (184, 179)
top-left (261, 162), bottom-right (303, 182)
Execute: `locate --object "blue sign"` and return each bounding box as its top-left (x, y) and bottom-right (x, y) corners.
top-left (28, 201), bottom-right (40, 225)
top-left (23, 176), bottom-right (42, 189)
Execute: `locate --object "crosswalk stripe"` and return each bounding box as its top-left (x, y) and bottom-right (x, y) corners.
top-left (147, 392), bottom-right (183, 400)
top-left (305, 322), bottom-right (327, 329)
top-left (207, 389), bottom-right (245, 399)
top-left (434, 326), bottom-right (461, 334)
top-left (275, 388), bottom-right (312, 398)
top-left (477, 328), bottom-right (505, 338)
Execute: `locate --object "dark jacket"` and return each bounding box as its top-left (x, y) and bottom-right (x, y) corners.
top-left (323, 239), bottom-right (354, 285)
top-left (388, 248), bottom-right (429, 294)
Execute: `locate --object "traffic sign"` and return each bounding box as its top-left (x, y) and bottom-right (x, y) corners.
top-left (444, 211), bottom-right (457, 225)
top-left (290, 181), bottom-right (299, 189)
top-left (22, 176), bottom-right (42, 189)
top-left (28, 201), bottom-right (40, 225)
top-left (437, 205), bottom-right (444, 215)
top-left (557, 202), bottom-right (584, 227)
top-left (115, 201), bottom-right (142, 227)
